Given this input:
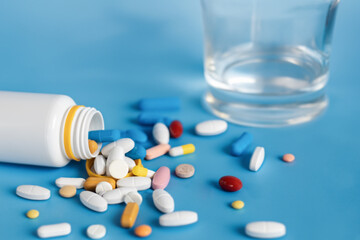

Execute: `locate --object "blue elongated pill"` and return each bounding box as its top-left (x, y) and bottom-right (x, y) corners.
top-left (122, 129), bottom-right (148, 143)
top-left (89, 129), bottom-right (147, 143)
top-left (137, 113), bottom-right (173, 126)
top-left (138, 97), bottom-right (180, 111)
top-left (126, 144), bottom-right (146, 160)
top-left (230, 132), bottom-right (253, 156)
top-left (89, 129), bottom-right (121, 142)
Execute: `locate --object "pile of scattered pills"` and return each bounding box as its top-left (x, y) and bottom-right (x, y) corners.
top-left (15, 96), bottom-right (295, 239)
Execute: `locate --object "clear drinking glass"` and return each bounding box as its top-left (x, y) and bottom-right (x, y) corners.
top-left (201, 0), bottom-right (340, 127)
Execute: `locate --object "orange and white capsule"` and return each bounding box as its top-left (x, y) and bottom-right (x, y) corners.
top-left (169, 144), bottom-right (195, 157)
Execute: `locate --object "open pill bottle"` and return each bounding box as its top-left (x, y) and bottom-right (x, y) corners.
top-left (0, 91), bottom-right (104, 167)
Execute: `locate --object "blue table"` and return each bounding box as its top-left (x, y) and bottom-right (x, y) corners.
top-left (0, 1), bottom-right (359, 239)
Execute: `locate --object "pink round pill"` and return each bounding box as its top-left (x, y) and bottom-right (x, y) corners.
top-left (282, 153), bottom-right (295, 162)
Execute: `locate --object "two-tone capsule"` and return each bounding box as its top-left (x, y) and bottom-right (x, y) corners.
top-left (169, 144), bottom-right (195, 157)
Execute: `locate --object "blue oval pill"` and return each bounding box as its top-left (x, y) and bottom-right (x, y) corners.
top-left (123, 129), bottom-right (148, 143)
top-left (126, 144), bottom-right (146, 160)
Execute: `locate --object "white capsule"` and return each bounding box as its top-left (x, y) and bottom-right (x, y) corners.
top-left (55, 177), bottom-right (85, 189)
top-left (102, 187), bottom-right (137, 204)
top-left (124, 191), bottom-right (143, 206)
top-left (87, 224), bottom-right (106, 239)
top-left (101, 138), bottom-right (135, 157)
top-left (249, 147), bottom-right (265, 172)
top-left (37, 223), bottom-right (71, 239)
top-left (195, 119), bottom-right (227, 136)
top-left (95, 181), bottom-right (113, 196)
top-left (117, 177), bottom-right (151, 191)
top-left (153, 122), bottom-right (170, 144)
top-left (124, 156), bottom-right (136, 171)
top-left (245, 221), bottom-right (286, 239)
top-left (80, 191), bottom-right (108, 212)
top-left (153, 189), bottom-right (174, 213)
top-left (16, 185), bottom-right (50, 200)
top-left (93, 155), bottom-right (106, 175)
top-left (159, 211), bottom-right (198, 227)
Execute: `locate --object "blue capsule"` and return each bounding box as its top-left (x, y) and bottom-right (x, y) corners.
top-left (230, 132), bottom-right (253, 156)
top-left (138, 97), bottom-right (180, 111)
top-left (126, 144), bottom-right (146, 160)
top-left (89, 129), bottom-right (147, 143)
top-left (137, 113), bottom-right (173, 126)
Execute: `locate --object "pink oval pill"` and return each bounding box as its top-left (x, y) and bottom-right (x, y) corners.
top-left (282, 153), bottom-right (295, 162)
top-left (152, 166), bottom-right (170, 190)
top-left (145, 144), bottom-right (171, 160)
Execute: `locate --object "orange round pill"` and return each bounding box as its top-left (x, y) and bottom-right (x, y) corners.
top-left (282, 153), bottom-right (295, 162)
top-left (88, 140), bottom-right (98, 154)
top-left (134, 225), bottom-right (152, 238)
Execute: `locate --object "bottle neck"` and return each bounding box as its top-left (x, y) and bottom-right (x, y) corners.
top-left (62, 105), bottom-right (104, 161)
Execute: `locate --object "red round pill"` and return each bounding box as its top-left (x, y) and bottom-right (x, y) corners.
top-left (169, 120), bottom-right (183, 138)
top-left (219, 176), bottom-right (243, 192)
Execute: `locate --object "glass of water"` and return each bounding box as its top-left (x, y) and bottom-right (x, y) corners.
top-left (201, 0), bottom-right (340, 127)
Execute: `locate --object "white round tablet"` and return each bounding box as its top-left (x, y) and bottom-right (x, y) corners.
top-left (87, 224), bottom-right (106, 239)
top-left (95, 181), bottom-right (113, 196)
top-left (106, 159), bottom-right (129, 179)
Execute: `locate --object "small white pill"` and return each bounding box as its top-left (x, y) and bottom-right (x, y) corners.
top-left (95, 182), bottom-right (113, 196)
top-left (103, 187), bottom-right (137, 204)
top-left (80, 191), bottom-right (108, 212)
top-left (159, 211), bottom-right (198, 227)
top-left (124, 191), bottom-right (143, 205)
top-left (117, 177), bottom-right (151, 191)
top-left (37, 223), bottom-right (71, 238)
top-left (55, 177), bottom-right (85, 189)
top-left (16, 185), bottom-right (50, 200)
top-left (93, 155), bottom-right (106, 175)
top-left (249, 146), bottom-right (265, 171)
top-left (153, 122), bottom-right (170, 144)
top-left (245, 221), bottom-right (286, 239)
top-left (124, 156), bottom-right (136, 171)
top-left (153, 189), bottom-right (174, 213)
top-left (195, 119), bottom-right (228, 136)
top-left (87, 224), bottom-right (106, 239)
top-left (101, 138), bottom-right (135, 157)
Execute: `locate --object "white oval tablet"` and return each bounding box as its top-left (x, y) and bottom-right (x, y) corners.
top-left (93, 155), bottom-right (106, 175)
top-left (95, 182), bottom-right (113, 196)
top-left (195, 120), bottom-right (228, 136)
top-left (101, 138), bottom-right (135, 157)
top-left (106, 159), bottom-right (129, 179)
top-left (102, 187), bottom-right (137, 204)
top-left (249, 146), bottom-right (265, 172)
top-left (55, 177), bottom-right (85, 189)
top-left (16, 185), bottom-right (50, 200)
top-left (159, 211), bottom-right (198, 227)
top-left (153, 122), bottom-right (170, 144)
top-left (124, 191), bottom-right (143, 206)
top-left (124, 156), bottom-right (136, 171)
top-left (37, 223), bottom-right (71, 239)
top-left (245, 221), bottom-right (286, 239)
top-left (80, 191), bottom-right (108, 212)
top-left (106, 146), bottom-right (125, 163)
top-left (153, 189), bottom-right (174, 213)
top-left (87, 224), bottom-right (106, 239)
top-left (117, 177), bottom-right (151, 191)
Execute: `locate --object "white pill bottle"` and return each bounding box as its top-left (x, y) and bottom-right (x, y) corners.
top-left (0, 91), bottom-right (104, 167)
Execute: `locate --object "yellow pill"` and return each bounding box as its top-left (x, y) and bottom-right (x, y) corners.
top-left (88, 140), bottom-right (98, 154)
top-left (132, 165), bottom-right (148, 177)
top-left (134, 159), bottom-right (143, 167)
top-left (121, 202), bottom-right (139, 228)
top-left (231, 200), bottom-right (245, 209)
top-left (26, 209), bottom-right (39, 219)
top-left (169, 144), bottom-right (195, 157)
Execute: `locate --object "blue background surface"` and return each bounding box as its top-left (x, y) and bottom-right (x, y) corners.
top-left (0, 1), bottom-right (359, 239)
